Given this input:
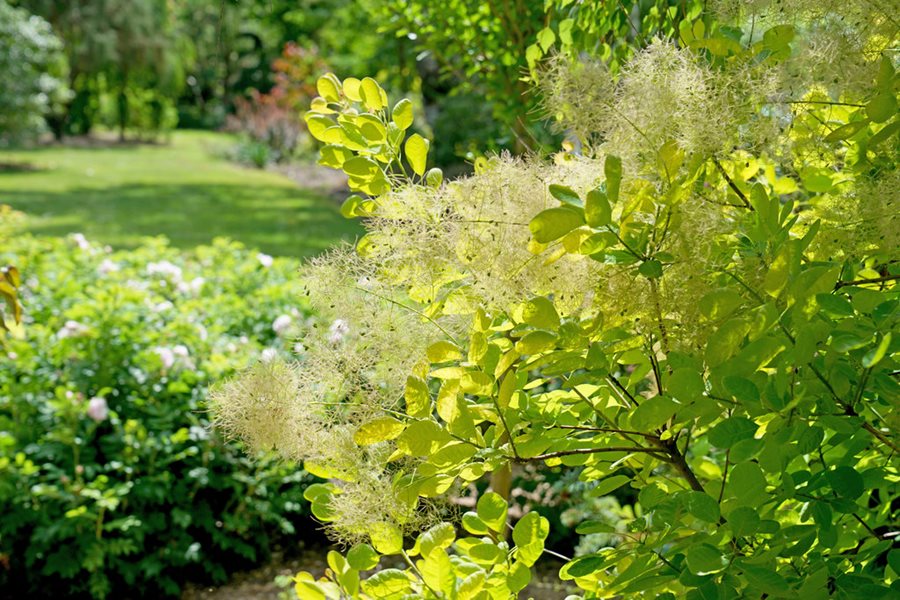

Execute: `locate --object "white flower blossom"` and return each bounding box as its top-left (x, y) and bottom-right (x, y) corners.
top-left (177, 277), bottom-right (205, 294)
top-left (151, 301), bottom-right (174, 313)
top-left (327, 319), bottom-right (350, 344)
top-left (146, 261), bottom-right (183, 282)
top-left (272, 314), bottom-right (292, 336)
top-left (261, 348), bottom-right (278, 362)
top-left (57, 320), bottom-right (89, 339)
top-left (154, 347), bottom-right (176, 369)
top-left (87, 397), bottom-right (109, 422)
top-left (98, 259), bottom-right (120, 274)
top-left (71, 233), bottom-right (90, 250)
top-left (257, 253), bottom-right (274, 268)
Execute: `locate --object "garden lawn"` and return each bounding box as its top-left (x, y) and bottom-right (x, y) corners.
top-left (0, 130), bottom-right (360, 257)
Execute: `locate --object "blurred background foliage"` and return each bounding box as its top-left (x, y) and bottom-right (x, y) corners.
top-left (4, 0), bottom-right (698, 167)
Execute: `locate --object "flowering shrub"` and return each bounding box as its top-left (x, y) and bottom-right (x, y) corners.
top-left (0, 235), bottom-right (315, 598)
top-left (227, 42), bottom-right (328, 166)
top-left (214, 0), bottom-right (898, 597)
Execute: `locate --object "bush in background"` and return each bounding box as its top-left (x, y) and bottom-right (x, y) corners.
top-left (0, 235), bottom-right (315, 598)
top-left (0, 1), bottom-right (69, 145)
top-left (227, 43), bottom-right (327, 167)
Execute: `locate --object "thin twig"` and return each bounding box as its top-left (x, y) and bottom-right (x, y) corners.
top-left (713, 158), bottom-right (754, 211)
top-left (835, 275), bottom-right (899, 289)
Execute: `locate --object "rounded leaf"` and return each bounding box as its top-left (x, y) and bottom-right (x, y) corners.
top-left (392, 98), bottom-right (414, 129)
top-left (347, 543), bottom-right (380, 570)
top-left (404, 133), bottom-right (429, 176)
top-left (528, 206), bottom-right (585, 243)
top-left (476, 491), bottom-right (508, 533)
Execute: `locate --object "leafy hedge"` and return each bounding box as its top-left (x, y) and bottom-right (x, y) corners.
top-left (0, 235), bottom-right (314, 598)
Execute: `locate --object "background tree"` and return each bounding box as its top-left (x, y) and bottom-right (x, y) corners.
top-left (15, 0), bottom-right (182, 138)
top-left (0, 0), bottom-right (68, 144)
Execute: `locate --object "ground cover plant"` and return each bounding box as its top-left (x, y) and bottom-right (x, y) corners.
top-left (212, 0), bottom-right (900, 597)
top-left (0, 130), bottom-right (360, 257)
top-left (0, 234), bottom-right (323, 597)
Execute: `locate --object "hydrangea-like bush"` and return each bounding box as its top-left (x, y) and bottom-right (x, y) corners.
top-left (0, 235), bottom-right (315, 598)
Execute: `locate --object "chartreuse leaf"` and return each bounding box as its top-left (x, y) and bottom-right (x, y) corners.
top-left (868, 93), bottom-right (897, 123)
top-left (585, 188), bottom-right (612, 227)
top-left (862, 332), bottom-right (891, 368)
top-left (404, 133), bottom-right (429, 176)
top-left (549, 184), bottom-right (581, 206)
top-left (404, 375), bottom-right (430, 418)
top-left (588, 475), bottom-right (630, 498)
top-left (425, 167), bottom-right (443, 188)
top-left (418, 549), bottom-right (454, 593)
top-left (306, 114), bottom-right (335, 142)
top-left (418, 523), bottom-right (455, 558)
top-left (360, 569), bottom-right (411, 597)
top-left (359, 77), bottom-right (385, 111)
top-left (515, 330), bottom-right (557, 354)
top-left (369, 522), bottom-right (403, 555)
top-left (519, 297), bottom-right (560, 329)
top-left (508, 561), bottom-right (532, 593)
top-left (316, 73), bottom-right (342, 102)
top-left (529, 206), bottom-right (585, 243)
top-left (346, 543), bottom-right (380, 570)
top-left (629, 395), bottom-right (677, 430)
top-left (605, 155), bottom-right (622, 203)
top-left (392, 98), bottom-right (413, 129)
top-left (427, 340), bottom-right (462, 362)
top-left (342, 77), bottom-right (362, 101)
top-left (294, 572), bottom-right (333, 600)
top-left (354, 417), bottom-right (406, 445)
top-left (462, 511), bottom-right (490, 535)
top-left (825, 120), bottom-right (868, 142)
top-left (700, 289), bottom-right (744, 321)
top-left (476, 492), bottom-right (508, 532)
top-left (513, 511), bottom-right (550, 566)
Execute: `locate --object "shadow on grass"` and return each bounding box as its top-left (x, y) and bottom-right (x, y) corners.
top-left (0, 162), bottom-right (44, 173)
top-left (4, 182), bottom-right (361, 258)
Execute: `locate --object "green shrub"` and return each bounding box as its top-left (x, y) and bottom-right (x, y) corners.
top-left (0, 235), bottom-right (315, 598)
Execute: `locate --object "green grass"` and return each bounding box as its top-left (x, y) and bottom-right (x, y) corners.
top-left (0, 130), bottom-right (360, 257)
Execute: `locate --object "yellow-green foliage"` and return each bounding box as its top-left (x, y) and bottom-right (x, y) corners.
top-left (213, 2), bottom-right (898, 598)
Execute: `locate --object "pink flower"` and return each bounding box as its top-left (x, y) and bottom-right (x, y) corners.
top-left (87, 397), bottom-right (109, 422)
